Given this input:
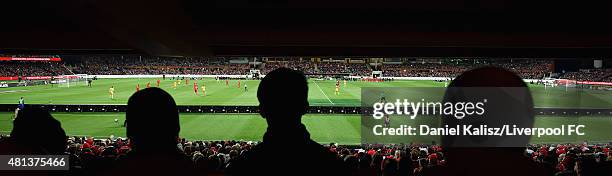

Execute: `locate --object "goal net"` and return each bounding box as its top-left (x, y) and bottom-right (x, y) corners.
top-left (249, 69), bottom-right (261, 79)
top-left (57, 74), bottom-right (88, 87)
top-left (554, 79), bottom-right (577, 88)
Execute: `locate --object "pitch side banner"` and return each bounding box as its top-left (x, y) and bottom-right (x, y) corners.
top-left (0, 75), bottom-right (77, 81)
top-left (577, 81), bottom-right (612, 86)
top-left (0, 57), bottom-right (61, 62)
top-left (360, 87), bottom-right (605, 147)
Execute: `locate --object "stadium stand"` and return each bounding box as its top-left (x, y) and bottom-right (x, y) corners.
top-left (604, 76), bottom-right (612, 83)
top-left (65, 56), bottom-right (250, 75)
top-left (560, 69), bottom-right (612, 82)
top-left (381, 59), bottom-right (554, 79)
top-left (261, 60), bottom-right (315, 74)
top-left (381, 63), bottom-right (468, 77)
top-left (315, 62), bottom-right (371, 76)
top-left (0, 61), bottom-right (72, 77)
top-left (0, 57), bottom-right (563, 80)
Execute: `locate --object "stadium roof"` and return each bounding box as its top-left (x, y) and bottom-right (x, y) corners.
top-left (1, 1), bottom-right (612, 57)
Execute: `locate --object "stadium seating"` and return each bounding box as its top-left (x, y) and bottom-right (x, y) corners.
top-left (560, 69), bottom-right (612, 82)
top-left (66, 56), bottom-right (250, 75)
top-left (381, 59), bottom-right (554, 79)
top-left (3, 57), bottom-right (612, 84)
top-left (0, 61), bottom-right (72, 77)
top-left (0, 57), bottom-right (580, 80)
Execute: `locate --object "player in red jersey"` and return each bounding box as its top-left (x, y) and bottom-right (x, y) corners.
top-left (136, 84), bottom-right (140, 92)
top-left (146, 82), bottom-right (151, 88)
top-left (226, 79), bottom-right (229, 87)
top-left (237, 80), bottom-right (241, 88)
top-left (156, 79), bottom-right (160, 87)
top-left (193, 82), bottom-right (199, 95)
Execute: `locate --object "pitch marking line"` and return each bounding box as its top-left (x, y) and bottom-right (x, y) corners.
top-left (313, 80), bottom-right (334, 105)
top-left (0, 90), bottom-right (29, 94)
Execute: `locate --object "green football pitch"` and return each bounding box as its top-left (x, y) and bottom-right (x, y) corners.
top-left (0, 78), bottom-right (451, 106)
top-left (1, 78), bottom-right (612, 108)
top-left (0, 78), bottom-right (611, 144)
top-left (0, 113), bottom-right (610, 144)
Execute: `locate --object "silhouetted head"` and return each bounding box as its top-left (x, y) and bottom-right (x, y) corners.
top-left (126, 87), bottom-right (179, 150)
top-left (448, 66), bottom-right (528, 87)
top-left (257, 68), bottom-right (309, 126)
top-left (442, 66), bottom-right (534, 149)
top-left (11, 107), bottom-right (66, 154)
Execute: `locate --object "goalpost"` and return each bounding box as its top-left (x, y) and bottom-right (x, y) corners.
top-left (551, 79), bottom-right (577, 92)
top-left (57, 74), bottom-right (88, 87)
top-left (371, 71), bottom-right (383, 78)
top-left (249, 69), bottom-right (261, 79)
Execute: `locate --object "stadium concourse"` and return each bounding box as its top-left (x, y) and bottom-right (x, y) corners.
top-left (1, 56), bottom-right (612, 175)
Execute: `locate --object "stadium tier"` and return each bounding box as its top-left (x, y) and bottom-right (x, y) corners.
top-left (0, 56), bottom-right (580, 78)
top-left (560, 68), bottom-right (612, 82)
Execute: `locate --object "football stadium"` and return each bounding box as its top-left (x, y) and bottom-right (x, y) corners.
top-left (1, 57), bottom-right (611, 145)
top-left (2, 2), bottom-right (612, 175)
top-left (1, 56), bottom-right (612, 175)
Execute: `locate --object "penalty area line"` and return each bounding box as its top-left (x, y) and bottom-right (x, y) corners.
top-left (313, 80), bottom-right (334, 105)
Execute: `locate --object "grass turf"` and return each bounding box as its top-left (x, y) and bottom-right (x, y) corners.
top-left (0, 112), bottom-right (609, 144)
top-left (1, 78), bottom-right (612, 108)
top-left (0, 112), bottom-right (362, 144)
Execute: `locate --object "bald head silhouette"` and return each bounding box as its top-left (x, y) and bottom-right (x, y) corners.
top-left (257, 68), bottom-right (309, 126)
top-left (111, 87), bottom-right (196, 175)
top-left (126, 87), bottom-right (179, 150)
top-left (228, 68), bottom-right (347, 175)
top-left (442, 66), bottom-right (534, 148)
top-left (10, 107), bottom-right (66, 154)
top-left (421, 66), bottom-right (549, 176)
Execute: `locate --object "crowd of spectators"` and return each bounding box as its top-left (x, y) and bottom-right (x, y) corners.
top-left (261, 61), bottom-right (371, 76)
top-left (66, 56), bottom-right (250, 75)
top-left (527, 143), bottom-right (612, 175)
top-left (3, 57), bottom-right (608, 82)
top-left (381, 63), bottom-right (468, 77)
top-left (381, 59), bottom-right (553, 79)
top-left (261, 60), bottom-right (315, 74)
top-left (603, 76), bottom-right (612, 82)
top-left (560, 69), bottom-right (612, 82)
top-left (39, 136), bottom-right (450, 176)
top-left (496, 60), bottom-right (553, 79)
top-left (2, 133), bottom-right (611, 176)
top-left (315, 62), bottom-right (371, 76)
top-left (0, 61), bottom-right (72, 77)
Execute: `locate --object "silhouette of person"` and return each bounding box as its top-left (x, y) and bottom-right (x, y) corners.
top-left (106, 87), bottom-right (196, 175)
top-left (226, 68), bottom-right (347, 175)
top-left (0, 106), bottom-right (66, 155)
top-left (0, 106), bottom-right (67, 175)
top-left (423, 66), bottom-right (551, 176)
